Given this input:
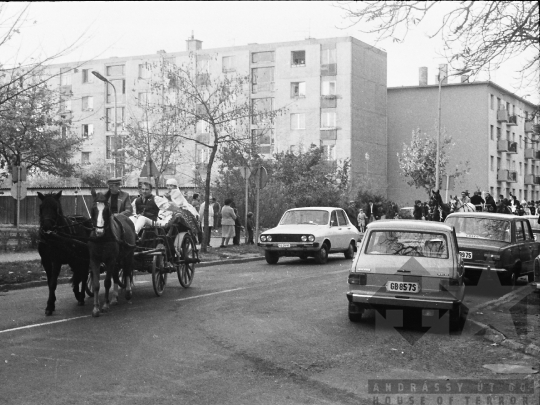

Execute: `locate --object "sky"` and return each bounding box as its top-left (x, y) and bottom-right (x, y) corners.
top-left (3, 1), bottom-right (538, 104)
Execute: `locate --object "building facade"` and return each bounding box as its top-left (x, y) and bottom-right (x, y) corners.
top-left (387, 76), bottom-right (538, 207)
top-left (47, 36), bottom-right (388, 195)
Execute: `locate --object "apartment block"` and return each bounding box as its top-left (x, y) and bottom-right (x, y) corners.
top-left (387, 72), bottom-right (538, 206)
top-left (46, 36), bottom-right (387, 195)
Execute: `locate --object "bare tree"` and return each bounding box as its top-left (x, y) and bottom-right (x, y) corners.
top-left (336, 1), bottom-right (539, 86)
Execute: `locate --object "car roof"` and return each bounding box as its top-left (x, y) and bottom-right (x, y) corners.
top-left (366, 220), bottom-right (453, 232)
top-left (446, 212), bottom-right (518, 220)
top-left (522, 215), bottom-right (538, 219)
top-left (285, 207), bottom-right (344, 212)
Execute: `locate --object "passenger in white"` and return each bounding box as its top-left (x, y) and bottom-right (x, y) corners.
top-left (163, 178), bottom-right (199, 219)
top-left (131, 182), bottom-right (169, 234)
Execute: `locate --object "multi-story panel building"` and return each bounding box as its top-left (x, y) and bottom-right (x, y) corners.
top-left (387, 72), bottom-right (538, 206)
top-left (46, 36), bottom-right (388, 195)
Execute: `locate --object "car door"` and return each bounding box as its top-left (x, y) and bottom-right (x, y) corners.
top-left (336, 209), bottom-right (353, 249)
top-left (329, 210), bottom-right (341, 250)
top-left (515, 220), bottom-right (531, 275)
top-left (520, 220), bottom-right (537, 275)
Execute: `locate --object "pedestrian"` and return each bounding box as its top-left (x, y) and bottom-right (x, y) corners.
top-left (521, 200), bottom-right (530, 215)
top-left (103, 177), bottom-right (133, 217)
top-left (530, 201), bottom-right (536, 215)
top-left (191, 193), bottom-right (201, 211)
top-left (246, 212), bottom-right (255, 244)
top-left (345, 200), bottom-right (359, 230)
top-left (365, 200), bottom-right (375, 224)
top-left (232, 208), bottom-right (243, 245)
top-left (212, 197), bottom-right (221, 229)
top-left (470, 191), bottom-right (485, 211)
top-left (220, 199), bottom-right (236, 247)
top-left (199, 198), bottom-right (214, 246)
top-left (422, 202), bottom-right (430, 219)
top-left (484, 192), bottom-right (497, 212)
top-left (413, 200), bottom-right (423, 220)
top-left (357, 209), bottom-right (367, 233)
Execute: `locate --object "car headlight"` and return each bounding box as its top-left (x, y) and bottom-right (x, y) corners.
top-left (301, 235), bottom-right (307, 242)
top-left (260, 235), bottom-right (267, 242)
top-left (267, 235), bottom-right (272, 242)
top-left (308, 235), bottom-right (315, 242)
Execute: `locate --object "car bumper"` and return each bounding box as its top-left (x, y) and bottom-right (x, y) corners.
top-left (463, 263), bottom-right (508, 273)
top-left (258, 242), bottom-right (320, 254)
top-left (346, 292), bottom-right (462, 311)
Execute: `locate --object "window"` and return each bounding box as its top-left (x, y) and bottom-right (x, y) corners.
top-left (336, 210), bottom-right (349, 226)
top-left (251, 98), bottom-right (273, 125)
top-left (60, 98), bottom-right (72, 112)
top-left (82, 96), bottom-right (94, 111)
top-left (105, 107), bottom-right (125, 131)
top-left (322, 144), bottom-right (336, 161)
top-left (196, 58), bottom-right (210, 72)
top-left (82, 124), bottom-right (93, 138)
top-left (330, 211), bottom-right (338, 227)
top-left (82, 69), bottom-right (93, 84)
top-left (106, 136), bottom-right (112, 159)
top-left (61, 126), bottom-right (67, 138)
top-left (291, 51), bottom-right (306, 66)
top-left (515, 221), bottom-right (525, 242)
top-left (519, 162), bottom-right (522, 175)
top-left (81, 152), bottom-right (90, 165)
top-left (321, 112), bottom-right (336, 128)
top-left (490, 125), bottom-right (494, 140)
top-left (252, 129), bottom-right (274, 145)
top-left (497, 127), bottom-right (501, 139)
top-left (222, 56), bottom-right (236, 72)
top-left (497, 97), bottom-right (501, 110)
top-left (196, 120), bottom-right (210, 133)
top-left (321, 48), bottom-right (337, 65)
top-left (512, 132), bottom-right (515, 142)
top-left (106, 65), bottom-right (124, 76)
top-left (138, 63), bottom-right (150, 79)
top-left (138, 92), bottom-right (149, 106)
top-left (490, 94), bottom-right (494, 110)
top-left (252, 67), bottom-right (274, 93)
top-left (290, 113), bottom-right (306, 130)
top-left (506, 130), bottom-right (510, 140)
top-left (106, 79), bottom-right (126, 103)
top-left (252, 51), bottom-right (275, 63)
top-left (291, 82), bottom-right (306, 98)
top-left (520, 135), bottom-right (522, 148)
top-left (497, 157), bottom-right (501, 170)
top-left (197, 147), bottom-right (209, 164)
top-left (322, 81), bottom-right (336, 96)
top-left (490, 156), bottom-right (494, 171)
top-left (60, 68), bottom-right (71, 86)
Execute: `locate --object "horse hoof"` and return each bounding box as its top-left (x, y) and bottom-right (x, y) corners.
top-left (101, 305), bottom-right (109, 313)
top-left (77, 301), bottom-right (85, 306)
top-left (92, 309), bottom-right (100, 317)
top-left (125, 291), bottom-right (132, 301)
top-left (45, 309), bottom-right (53, 316)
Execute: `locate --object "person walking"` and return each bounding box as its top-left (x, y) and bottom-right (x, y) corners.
top-left (357, 209), bottom-right (367, 233)
top-left (246, 212), bottom-right (255, 244)
top-left (365, 200), bottom-right (375, 224)
top-left (199, 199), bottom-right (214, 246)
top-left (220, 199), bottom-right (236, 248)
top-left (191, 193), bottom-right (201, 211)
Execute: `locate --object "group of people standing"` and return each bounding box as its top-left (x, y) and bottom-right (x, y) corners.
top-left (451, 189), bottom-right (539, 215)
top-left (345, 200), bottom-right (399, 233)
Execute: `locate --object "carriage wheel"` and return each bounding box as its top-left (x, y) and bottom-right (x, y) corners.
top-left (177, 235), bottom-right (196, 288)
top-left (85, 271), bottom-right (94, 298)
top-left (152, 244), bottom-right (167, 296)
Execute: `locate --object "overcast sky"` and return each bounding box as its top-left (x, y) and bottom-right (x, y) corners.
top-left (3, 1), bottom-right (538, 103)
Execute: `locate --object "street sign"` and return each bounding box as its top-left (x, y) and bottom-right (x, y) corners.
top-left (140, 158), bottom-right (159, 178)
top-left (441, 175), bottom-right (455, 190)
top-left (11, 165), bottom-right (27, 183)
top-left (257, 166), bottom-right (268, 189)
top-left (11, 181), bottom-right (27, 200)
top-left (238, 166), bottom-right (251, 179)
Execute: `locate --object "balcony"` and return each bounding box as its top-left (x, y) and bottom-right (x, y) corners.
top-left (321, 63), bottom-right (337, 76)
top-left (525, 174), bottom-right (536, 185)
top-left (525, 121), bottom-right (535, 133)
top-left (508, 141), bottom-right (518, 153)
top-left (497, 169), bottom-right (517, 182)
top-left (536, 177), bottom-right (540, 185)
top-left (497, 109), bottom-right (509, 123)
top-left (252, 82), bottom-right (274, 93)
top-left (321, 97), bottom-right (337, 108)
top-left (497, 139), bottom-right (517, 153)
top-left (507, 115), bottom-right (518, 126)
top-left (320, 129), bottom-right (337, 140)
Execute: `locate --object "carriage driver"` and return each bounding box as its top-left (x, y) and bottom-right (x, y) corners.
top-left (104, 177), bottom-right (133, 216)
top-left (130, 181), bottom-right (169, 234)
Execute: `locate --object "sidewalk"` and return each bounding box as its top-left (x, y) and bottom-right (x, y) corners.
top-left (468, 283), bottom-right (540, 358)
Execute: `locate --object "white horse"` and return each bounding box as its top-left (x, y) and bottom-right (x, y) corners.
top-left (452, 200), bottom-right (476, 212)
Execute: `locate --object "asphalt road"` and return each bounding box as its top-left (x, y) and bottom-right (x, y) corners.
top-left (0, 254), bottom-right (537, 405)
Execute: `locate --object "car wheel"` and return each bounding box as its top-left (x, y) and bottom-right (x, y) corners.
top-left (315, 243), bottom-right (329, 264)
top-left (265, 251), bottom-right (279, 265)
top-left (298, 254), bottom-right (309, 261)
top-left (348, 304), bottom-right (364, 323)
top-left (527, 272), bottom-right (534, 283)
top-left (344, 243), bottom-right (354, 260)
top-left (449, 304), bottom-right (463, 331)
top-left (499, 270), bottom-right (517, 287)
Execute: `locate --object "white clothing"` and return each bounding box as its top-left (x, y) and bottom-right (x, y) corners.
top-left (199, 202), bottom-right (214, 227)
top-left (165, 188), bottom-right (199, 219)
top-left (130, 215), bottom-right (154, 234)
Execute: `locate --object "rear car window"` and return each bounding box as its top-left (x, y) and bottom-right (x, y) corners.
top-left (516, 221), bottom-right (525, 242)
top-left (337, 210), bottom-right (349, 226)
top-left (528, 219), bottom-right (540, 231)
top-left (364, 231), bottom-right (449, 259)
top-left (445, 217), bottom-right (511, 243)
top-left (279, 210), bottom-right (329, 225)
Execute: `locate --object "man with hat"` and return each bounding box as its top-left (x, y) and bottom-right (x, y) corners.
top-left (345, 200), bottom-right (359, 230)
top-left (104, 177), bottom-right (132, 217)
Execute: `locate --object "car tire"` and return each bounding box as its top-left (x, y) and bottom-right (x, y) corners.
top-left (344, 243), bottom-right (354, 260)
top-left (499, 270), bottom-right (517, 287)
top-left (315, 243), bottom-right (329, 264)
top-left (449, 304), bottom-right (463, 331)
top-left (265, 251), bottom-right (279, 265)
top-left (348, 304), bottom-right (364, 323)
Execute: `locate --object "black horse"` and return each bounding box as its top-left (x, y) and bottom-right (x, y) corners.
top-left (88, 190), bottom-right (136, 317)
top-left (37, 191), bottom-right (92, 316)
top-left (429, 190), bottom-right (451, 222)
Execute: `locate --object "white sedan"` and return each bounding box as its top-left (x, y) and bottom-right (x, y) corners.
top-left (258, 207), bottom-right (361, 264)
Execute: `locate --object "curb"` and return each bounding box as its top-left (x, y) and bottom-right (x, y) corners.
top-left (0, 256), bottom-right (264, 291)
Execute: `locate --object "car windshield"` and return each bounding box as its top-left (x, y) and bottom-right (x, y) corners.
top-left (445, 217), bottom-right (511, 242)
top-left (365, 231), bottom-right (449, 258)
top-left (279, 210), bottom-right (329, 225)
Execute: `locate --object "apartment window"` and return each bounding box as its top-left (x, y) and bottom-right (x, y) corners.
top-left (196, 120), bottom-right (210, 133)
top-left (60, 98), bottom-right (72, 112)
top-left (490, 125), bottom-right (494, 140)
top-left (490, 94), bottom-right (494, 110)
top-left (138, 63), bottom-right (151, 79)
top-left (82, 69), bottom-right (93, 84)
top-left (251, 98), bottom-right (273, 125)
top-left (321, 112), bottom-right (336, 128)
top-left (506, 102), bottom-right (510, 111)
top-left (138, 92), bottom-right (149, 106)
top-left (106, 79), bottom-right (126, 103)
top-left (106, 136), bottom-right (112, 159)
top-left (512, 132), bottom-right (515, 142)
top-left (81, 152), bottom-right (90, 165)
top-left (197, 147), bottom-right (209, 164)
top-left (519, 162), bottom-right (522, 175)
top-left (520, 135), bottom-right (522, 148)
top-left (222, 56), bottom-right (236, 72)
top-left (291, 82), bottom-right (306, 98)
top-left (322, 144), bottom-right (336, 161)
top-left (106, 65), bottom-right (125, 76)
top-left (291, 51), bottom-right (306, 66)
top-left (511, 160), bottom-right (516, 171)
top-left (82, 124), bottom-right (93, 138)
top-left (497, 97), bottom-right (501, 110)
top-left (106, 107), bottom-right (125, 131)
top-left (60, 68), bottom-right (71, 86)
top-left (322, 81), bottom-right (336, 96)
top-left (321, 48), bottom-right (337, 65)
top-left (490, 156), bottom-right (494, 171)
top-left (252, 67), bottom-right (274, 93)
top-left (61, 126), bottom-right (67, 138)
top-left (252, 51), bottom-right (274, 63)
top-left (497, 157), bottom-right (501, 170)
top-left (82, 96), bottom-right (94, 111)
top-left (290, 113), bottom-right (306, 130)
top-left (497, 127), bottom-right (501, 139)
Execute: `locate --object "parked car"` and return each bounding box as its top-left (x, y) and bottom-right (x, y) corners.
top-left (258, 207), bottom-right (361, 264)
top-left (397, 207), bottom-right (414, 219)
top-left (346, 220), bottom-right (465, 330)
top-left (444, 212), bottom-right (539, 285)
top-left (522, 215), bottom-right (540, 241)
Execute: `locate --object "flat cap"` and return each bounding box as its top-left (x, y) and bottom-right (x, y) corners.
top-left (107, 177), bottom-right (122, 185)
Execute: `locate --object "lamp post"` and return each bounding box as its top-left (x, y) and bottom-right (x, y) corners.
top-left (92, 71), bottom-right (118, 177)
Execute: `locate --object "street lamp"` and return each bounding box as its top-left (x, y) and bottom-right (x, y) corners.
top-left (92, 70), bottom-right (118, 177)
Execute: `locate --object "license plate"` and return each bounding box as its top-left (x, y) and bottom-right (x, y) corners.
top-left (278, 243), bottom-right (291, 248)
top-left (460, 251), bottom-right (473, 259)
top-left (386, 281), bottom-right (420, 293)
